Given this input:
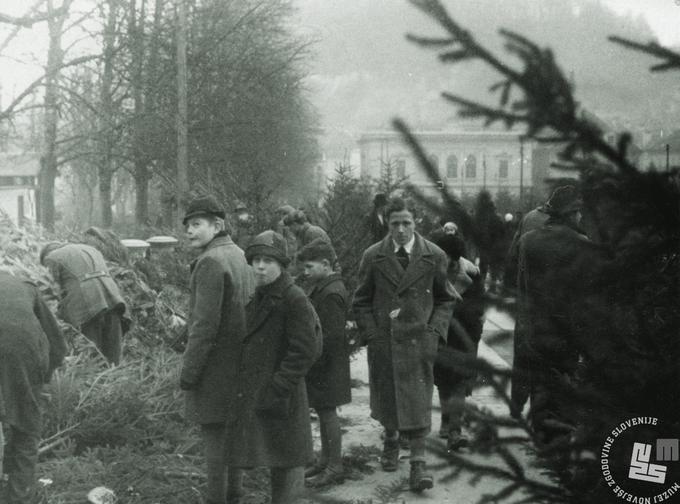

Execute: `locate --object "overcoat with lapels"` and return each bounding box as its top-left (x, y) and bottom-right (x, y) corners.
top-left (224, 271), bottom-right (321, 467)
top-left (352, 233), bottom-right (456, 430)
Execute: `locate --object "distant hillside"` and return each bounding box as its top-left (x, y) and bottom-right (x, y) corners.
top-left (293, 0), bottom-right (679, 155)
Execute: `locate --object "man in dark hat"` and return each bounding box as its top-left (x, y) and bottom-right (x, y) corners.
top-left (365, 192), bottom-right (389, 243)
top-left (181, 194), bottom-right (254, 504)
top-left (513, 185), bottom-right (606, 444)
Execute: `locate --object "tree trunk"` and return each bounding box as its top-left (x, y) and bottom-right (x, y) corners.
top-left (131, 0), bottom-right (152, 226)
top-left (40, 0), bottom-right (70, 230)
top-left (99, 0), bottom-right (117, 228)
top-left (175, 0), bottom-right (188, 227)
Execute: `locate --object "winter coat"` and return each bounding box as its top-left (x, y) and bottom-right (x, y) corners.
top-left (366, 208), bottom-right (388, 244)
top-left (43, 243), bottom-right (127, 328)
top-left (434, 267), bottom-right (485, 394)
top-left (181, 234), bottom-right (255, 424)
top-left (297, 222), bottom-right (330, 248)
top-left (224, 271), bottom-right (321, 468)
top-left (504, 207), bottom-right (549, 289)
top-left (515, 220), bottom-right (607, 375)
top-left (305, 273), bottom-right (351, 409)
top-left (0, 272), bottom-right (66, 435)
top-left (352, 233), bottom-right (456, 430)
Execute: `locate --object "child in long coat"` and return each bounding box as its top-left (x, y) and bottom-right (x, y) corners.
top-left (180, 195), bottom-right (254, 504)
top-left (225, 230), bottom-right (321, 504)
top-left (297, 239), bottom-right (351, 488)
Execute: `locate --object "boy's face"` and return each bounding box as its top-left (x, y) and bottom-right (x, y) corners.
top-left (252, 255), bottom-right (282, 286)
top-left (185, 216), bottom-right (219, 249)
top-left (303, 259), bottom-right (330, 282)
top-left (388, 209), bottom-right (415, 246)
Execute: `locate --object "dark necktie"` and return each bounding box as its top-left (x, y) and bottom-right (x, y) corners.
top-left (396, 246), bottom-right (409, 270)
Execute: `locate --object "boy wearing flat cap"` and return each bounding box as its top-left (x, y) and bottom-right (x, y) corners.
top-left (180, 195), bottom-right (254, 504)
top-left (224, 230), bottom-right (322, 504)
top-left (297, 239), bottom-right (351, 488)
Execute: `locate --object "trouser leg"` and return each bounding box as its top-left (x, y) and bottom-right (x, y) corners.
top-left (226, 467), bottom-right (245, 504)
top-left (403, 427), bottom-right (428, 463)
top-left (100, 312), bottom-right (123, 365)
top-left (317, 408), bottom-right (342, 472)
top-left (5, 425), bottom-right (39, 504)
top-left (270, 466), bottom-right (304, 504)
top-left (445, 382), bottom-right (467, 434)
top-left (81, 311), bottom-right (122, 365)
top-left (201, 423), bottom-right (227, 504)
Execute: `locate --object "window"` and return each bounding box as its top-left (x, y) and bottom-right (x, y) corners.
top-left (446, 155), bottom-right (458, 178)
top-left (498, 159), bottom-right (509, 179)
top-left (395, 159), bottom-right (406, 178)
top-left (429, 154), bottom-right (439, 172)
top-left (465, 154), bottom-right (477, 179)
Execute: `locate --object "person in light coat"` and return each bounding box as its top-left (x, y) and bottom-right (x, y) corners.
top-left (352, 197), bottom-right (456, 493)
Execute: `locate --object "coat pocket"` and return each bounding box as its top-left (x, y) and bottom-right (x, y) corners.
top-left (255, 382), bottom-right (291, 419)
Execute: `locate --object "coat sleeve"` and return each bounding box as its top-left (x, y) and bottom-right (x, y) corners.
top-left (181, 257), bottom-right (226, 386)
top-left (351, 250), bottom-right (378, 340)
top-left (32, 286), bottom-right (67, 382)
top-left (271, 292), bottom-right (320, 393)
top-left (428, 252), bottom-right (456, 341)
top-left (316, 293), bottom-right (346, 366)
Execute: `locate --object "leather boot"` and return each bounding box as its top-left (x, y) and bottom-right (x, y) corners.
top-left (409, 461), bottom-right (433, 492)
top-left (380, 437), bottom-right (399, 472)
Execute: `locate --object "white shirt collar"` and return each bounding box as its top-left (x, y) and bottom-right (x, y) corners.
top-left (393, 235), bottom-right (416, 254)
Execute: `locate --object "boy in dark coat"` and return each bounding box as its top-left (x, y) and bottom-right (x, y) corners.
top-left (180, 195), bottom-right (255, 504)
top-left (0, 272), bottom-right (66, 504)
top-left (225, 230), bottom-right (321, 504)
top-left (297, 239), bottom-right (351, 488)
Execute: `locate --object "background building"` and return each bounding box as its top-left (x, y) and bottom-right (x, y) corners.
top-left (0, 152), bottom-right (39, 225)
top-left (358, 125), bottom-right (532, 198)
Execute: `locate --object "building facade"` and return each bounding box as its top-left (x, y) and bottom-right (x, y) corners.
top-left (0, 152), bottom-right (40, 225)
top-left (358, 129), bottom-right (532, 197)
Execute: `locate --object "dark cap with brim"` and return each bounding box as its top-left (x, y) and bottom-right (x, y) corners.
top-left (183, 195), bottom-right (226, 225)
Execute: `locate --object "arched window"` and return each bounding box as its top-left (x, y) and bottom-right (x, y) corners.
top-left (395, 159), bottom-right (406, 178)
top-left (498, 158), bottom-right (509, 179)
top-left (465, 154), bottom-right (477, 179)
top-left (446, 155), bottom-right (458, 178)
top-left (429, 154), bottom-right (439, 172)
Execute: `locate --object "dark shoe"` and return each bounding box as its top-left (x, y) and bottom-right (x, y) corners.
top-left (305, 467), bottom-right (345, 488)
top-left (304, 463), bottom-right (326, 478)
top-left (409, 461), bottom-right (433, 492)
top-left (380, 437), bottom-right (399, 472)
top-left (447, 431), bottom-right (470, 451)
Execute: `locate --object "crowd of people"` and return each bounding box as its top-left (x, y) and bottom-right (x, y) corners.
top-left (0, 185), bottom-right (592, 504)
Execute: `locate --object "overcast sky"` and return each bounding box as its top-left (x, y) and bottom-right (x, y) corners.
top-left (0, 0), bottom-right (678, 100)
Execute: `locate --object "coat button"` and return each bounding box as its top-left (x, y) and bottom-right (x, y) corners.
top-left (411, 339), bottom-right (417, 344)
top-left (237, 393), bottom-right (243, 398)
